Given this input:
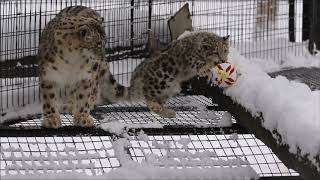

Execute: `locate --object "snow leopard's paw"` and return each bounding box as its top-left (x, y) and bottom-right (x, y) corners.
top-left (73, 113), bottom-right (94, 127)
top-left (42, 115), bottom-right (62, 129)
top-left (159, 108), bottom-right (176, 118)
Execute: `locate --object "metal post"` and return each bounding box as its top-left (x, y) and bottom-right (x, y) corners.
top-left (302, 0), bottom-right (317, 53)
top-left (302, 0), bottom-right (311, 41)
top-left (289, 0), bottom-right (295, 42)
top-left (130, 0), bottom-right (135, 53)
top-left (308, 0), bottom-right (319, 53)
top-left (148, 0), bottom-right (152, 31)
top-left (313, 0), bottom-right (320, 51)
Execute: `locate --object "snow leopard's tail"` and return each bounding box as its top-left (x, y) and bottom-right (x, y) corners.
top-left (99, 63), bottom-right (130, 104)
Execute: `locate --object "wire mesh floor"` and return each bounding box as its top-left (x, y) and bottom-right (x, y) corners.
top-left (6, 95), bottom-right (235, 129)
top-left (0, 95), bottom-right (300, 178)
top-left (269, 67), bottom-right (320, 91)
top-left (0, 134), bottom-right (299, 178)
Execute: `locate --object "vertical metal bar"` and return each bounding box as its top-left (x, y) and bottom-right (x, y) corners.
top-left (148, 0), bottom-right (152, 32)
top-left (289, 0), bottom-right (295, 42)
top-left (226, 0), bottom-right (229, 35)
top-left (130, 0), bottom-right (134, 53)
top-left (147, 0), bottom-right (152, 56)
top-left (308, 0), bottom-right (316, 54)
top-left (302, 0), bottom-right (310, 41)
top-left (0, 0), bottom-right (2, 112)
top-left (313, 0), bottom-right (320, 51)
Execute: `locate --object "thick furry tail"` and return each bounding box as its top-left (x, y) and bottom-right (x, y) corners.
top-left (98, 63), bottom-right (130, 104)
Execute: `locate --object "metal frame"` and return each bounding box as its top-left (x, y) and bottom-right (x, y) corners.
top-left (1, 0), bottom-right (319, 179)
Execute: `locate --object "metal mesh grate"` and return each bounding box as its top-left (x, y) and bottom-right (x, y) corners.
top-left (1, 95), bottom-right (300, 178)
top-left (128, 134), bottom-right (299, 177)
top-left (0, 134), bottom-right (299, 177)
top-left (1, 0), bottom-right (308, 111)
top-left (0, 0), bottom-right (313, 179)
top-left (7, 95), bottom-right (235, 128)
top-left (0, 136), bottom-right (120, 176)
top-left (269, 67), bottom-right (320, 91)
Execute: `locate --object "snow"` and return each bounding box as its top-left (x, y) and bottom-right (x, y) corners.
top-left (1, 103), bottom-right (41, 123)
top-left (100, 121), bottom-right (129, 135)
top-left (99, 120), bottom-right (164, 135)
top-left (2, 166), bottom-right (258, 180)
top-left (217, 112), bottom-right (233, 127)
top-left (177, 30), bottom-right (200, 40)
top-left (222, 47), bottom-right (320, 170)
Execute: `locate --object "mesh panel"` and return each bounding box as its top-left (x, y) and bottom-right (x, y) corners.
top-left (0, 134), bottom-right (299, 177)
top-left (0, 0), bottom-right (307, 111)
top-left (0, 0), bottom-right (311, 179)
top-left (0, 136), bottom-right (119, 176)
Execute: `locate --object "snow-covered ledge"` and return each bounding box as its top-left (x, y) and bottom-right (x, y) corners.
top-left (206, 85), bottom-right (320, 180)
top-left (194, 48), bottom-right (320, 180)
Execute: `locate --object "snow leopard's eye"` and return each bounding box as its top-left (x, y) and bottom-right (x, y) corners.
top-left (80, 29), bottom-right (87, 37)
top-left (203, 44), bottom-right (211, 51)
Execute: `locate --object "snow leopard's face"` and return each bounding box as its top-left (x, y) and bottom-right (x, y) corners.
top-left (201, 34), bottom-right (230, 65)
top-left (216, 35), bottom-right (229, 63)
top-left (53, 17), bottom-right (105, 53)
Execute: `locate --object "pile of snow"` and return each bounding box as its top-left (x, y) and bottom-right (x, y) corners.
top-left (100, 120), bottom-right (164, 135)
top-left (224, 48), bottom-right (320, 170)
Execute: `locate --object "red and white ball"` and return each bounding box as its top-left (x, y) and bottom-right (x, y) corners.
top-left (211, 63), bottom-right (238, 88)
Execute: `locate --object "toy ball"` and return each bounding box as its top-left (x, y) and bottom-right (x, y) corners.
top-left (211, 63), bottom-right (238, 88)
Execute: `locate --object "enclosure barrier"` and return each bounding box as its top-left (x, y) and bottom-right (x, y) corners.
top-left (1, 0), bottom-right (319, 179)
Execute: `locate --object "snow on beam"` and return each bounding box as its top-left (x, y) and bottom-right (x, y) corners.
top-left (205, 85), bottom-right (320, 180)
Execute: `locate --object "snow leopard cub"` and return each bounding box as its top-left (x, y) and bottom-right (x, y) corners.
top-left (129, 32), bottom-right (229, 118)
top-left (39, 6), bottom-right (126, 128)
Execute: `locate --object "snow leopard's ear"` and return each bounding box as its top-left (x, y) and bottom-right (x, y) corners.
top-left (223, 35), bottom-right (230, 41)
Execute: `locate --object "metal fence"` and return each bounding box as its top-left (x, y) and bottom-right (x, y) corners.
top-left (0, 0), bottom-right (310, 111)
top-left (0, 0), bottom-right (316, 179)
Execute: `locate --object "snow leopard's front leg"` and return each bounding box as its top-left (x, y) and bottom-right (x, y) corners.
top-left (41, 81), bottom-right (62, 129)
top-left (146, 97), bottom-right (176, 118)
top-left (73, 79), bottom-right (95, 127)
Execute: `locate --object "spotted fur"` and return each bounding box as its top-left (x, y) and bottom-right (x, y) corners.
top-left (39, 6), bottom-right (127, 128)
top-left (128, 32), bottom-right (229, 118)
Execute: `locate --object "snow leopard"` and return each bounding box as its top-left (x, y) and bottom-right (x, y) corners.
top-left (126, 32), bottom-right (229, 118)
top-left (39, 6), bottom-right (127, 128)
